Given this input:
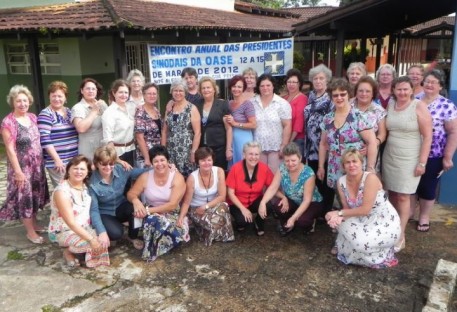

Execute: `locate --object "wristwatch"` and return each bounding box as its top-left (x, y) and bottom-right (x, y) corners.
top-left (338, 210), bottom-right (344, 217)
top-left (238, 123), bottom-right (243, 128)
top-left (205, 204), bottom-right (209, 209)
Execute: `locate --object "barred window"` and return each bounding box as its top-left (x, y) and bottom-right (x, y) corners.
top-left (6, 43), bottom-right (61, 75)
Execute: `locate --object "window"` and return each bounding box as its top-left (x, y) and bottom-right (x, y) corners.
top-left (6, 43), bottom-right (61, 75)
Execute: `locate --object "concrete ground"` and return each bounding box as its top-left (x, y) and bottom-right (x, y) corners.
top-left (1, 158), bottom-right (457, 312)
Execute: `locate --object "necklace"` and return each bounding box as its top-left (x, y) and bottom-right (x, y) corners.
top-left (199, 168), bottom-right (212, 203)
top-left (68, 180), bottom-right (84, 191)
top-left (154, 171), bottom-right (169, 186)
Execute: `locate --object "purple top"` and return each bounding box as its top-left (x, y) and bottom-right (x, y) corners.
top-left (419, 95), bottom-right (457, 158)
top-left (229, 99), bottom-right (255, 123)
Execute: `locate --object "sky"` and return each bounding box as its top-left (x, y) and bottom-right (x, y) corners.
top-left (321, 0), bottom-right (340, 6)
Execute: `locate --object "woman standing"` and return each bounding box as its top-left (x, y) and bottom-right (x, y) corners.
top-left (161, 80), bottom-right (201, 178)
top-left (127, 145), bottom-right (190, 261)
top-left (226, 141), bottom-right (274, 236)
top-left (326, 149), bottom-right (400, 269)
top-left (304, 64), bottom-right (334, 214)
top-left (196, 76), bottom-right (232, 170)
top-left (407, 64), bottom-right (425, 99)
top-left (252, 74), bottom-right (291, 173)
top-left (283, 68), bottom-right (307, 156)
top-left (71, 78), bottom-right (108, 160)
top-left (134, 83), bottom-right (162, 168)
top-left (224, 75), bottom-right (256, 166)
top-left (375, 64), bottom-right (396, 109)
top-left (317, 78), bottom-right (377, 191)
top-left (346, 62), bottom-right (367, 90)
top-left (382, 76), bottom-right (432, 251)
top-left (126, 69), bottom-right (145, 107)
top-left (259, 143), bottom-right (322, 236)
top-left (49, 155), bottom-right (109, 268)
top-left (102, 79), bottom-right (136, 166)
top-left (0, 85), bottom-right (49, 244)
top-left (352, 76), bottom-right (387, 175)
top-left (414, 70), bottom-right (457, 232)
top-left (178, 147), bottom-right (234, 246)
top-left (242, 67), bottom-right (257, 101)
top-left (38, 81), bottom-right (79, 187)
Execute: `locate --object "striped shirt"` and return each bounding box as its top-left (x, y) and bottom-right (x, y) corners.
top-left (38, 106), bottom-right (79, 168)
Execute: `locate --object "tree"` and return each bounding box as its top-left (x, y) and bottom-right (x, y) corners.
top-left (339, 0), bottom-right (359, 6)
top-left (240, 0), bottom-right (323, 9)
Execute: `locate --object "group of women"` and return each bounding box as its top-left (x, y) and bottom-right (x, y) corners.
top-left (0, 62), bottom-right (455, 270)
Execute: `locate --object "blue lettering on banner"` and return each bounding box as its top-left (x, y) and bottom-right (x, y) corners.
top-left (148, 39), bottom-right (293, 84)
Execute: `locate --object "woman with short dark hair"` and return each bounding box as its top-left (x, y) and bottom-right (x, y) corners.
top-left (127, 145), bottom-right (189, 261)
top-left (71, 78), bottom-right (108, 161)
top-left (225, 75), bottom-right (257, 166)
top-left (49, 155), bottom-right (110, 268)
top-left (413, 70), bottom-right (457, 232)
top-left (251, 73), bottom-right (292, 173)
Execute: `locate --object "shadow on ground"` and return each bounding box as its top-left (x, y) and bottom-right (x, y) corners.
top-left (1, 205), bottom-right (457, 312)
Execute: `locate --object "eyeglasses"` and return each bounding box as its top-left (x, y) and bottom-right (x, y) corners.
top-left (99, 162), bottom-right (115, 167)
top-left (332, 92), bottom-right (348, 98)
top-left (287, 81), bottom-right (299, 84)
top-left (423, 80), bottom-right (439, 86)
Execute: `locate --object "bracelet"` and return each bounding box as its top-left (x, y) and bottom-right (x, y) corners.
top-left (146, 205), bottom-right (151, 216)
top-left (418, 162), bottom-right (426, 168)
top-left (226, 148), bottom-right (233, 152)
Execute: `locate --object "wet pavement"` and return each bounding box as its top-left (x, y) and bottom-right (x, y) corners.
top-left (1, 157), bottom-right (457, 312)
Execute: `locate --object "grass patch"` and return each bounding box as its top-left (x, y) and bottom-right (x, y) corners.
top-left (7, 250), bottom-right (24, 260)
top-left (41, 304), bottom-right (61, 312)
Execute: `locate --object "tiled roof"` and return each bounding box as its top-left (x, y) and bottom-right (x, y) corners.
top-left (282, 6), bottom-right (337, 24)
top-left (106, 0), bottom-right (295, 32)
top-left (406, 16), bottom-right (455, 34)
top-left (0, 0), bottom-right (114, 32)
top-left (0, 0), bottom-right (296, 34)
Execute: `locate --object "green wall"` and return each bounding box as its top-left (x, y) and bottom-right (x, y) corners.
top-left (0, 36), bottom-right (117, 120)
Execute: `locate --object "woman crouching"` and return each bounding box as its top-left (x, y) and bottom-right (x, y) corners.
top-left (48, 155), bottom-right (109, 268)
top-left (178, 147), bottom-right (234, 246)
top-left (127, 145), bottom-right (190, 261)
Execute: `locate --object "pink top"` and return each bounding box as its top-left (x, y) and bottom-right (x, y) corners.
top-left (143, 170), bottom-right (176, 207)
top-left (283, 93), bottom-right (307, 139)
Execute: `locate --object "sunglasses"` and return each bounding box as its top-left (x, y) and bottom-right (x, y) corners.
top-left (99, 162), bottom-right (115, 167)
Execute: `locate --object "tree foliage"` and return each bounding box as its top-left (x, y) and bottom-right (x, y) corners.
top-left (240, 0), bottom-right (324, 9)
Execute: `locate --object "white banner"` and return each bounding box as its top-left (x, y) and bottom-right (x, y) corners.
top-left (147, 38), bottom-right (294, 85)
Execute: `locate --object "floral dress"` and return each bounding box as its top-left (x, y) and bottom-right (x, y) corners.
top-left (352, 100), bottom-right (386, 173)
top-left (304, 91), bottom-right (333, 161)
top-left (336, 172), bottom-right (401, 269)
top-left (165, 102), bottom-right (195, 178)
top-left (134, 105), bottom-right (162, 166)
top-left (0, 113), bottom-right (49, 220)
top-left (142, 170), bottom-right (190, 262)
top-left (48, 181), bottom-right (110, 267)
top-left (320, 108), bottom-right (372, 189)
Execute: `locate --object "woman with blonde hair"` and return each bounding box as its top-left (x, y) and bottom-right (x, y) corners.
top-left (326, 149), bottom-right (400, 268)
top-left (0, 85), bottom-right (49, 244)
top-left (195, 76), bottom-right (232, 170)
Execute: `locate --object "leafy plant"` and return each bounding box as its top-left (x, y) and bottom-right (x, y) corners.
top-left (7, 250), bottom-right (24, 260)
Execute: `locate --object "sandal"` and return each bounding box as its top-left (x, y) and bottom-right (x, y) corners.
top-left (277, 223), bottom-right (292, 237)
top-left (63, 250), bottom-right (80, 268)
top-left (417, 223), bottom-right (430, 232)
top-left (128, 238), bottom-right (144, 250)
top-left (254, 220), bottom-right (265, 236)
top-left (27, 234), bottom-right (44, 245)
